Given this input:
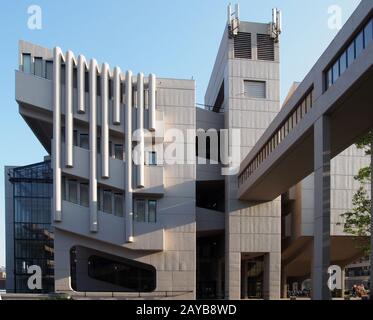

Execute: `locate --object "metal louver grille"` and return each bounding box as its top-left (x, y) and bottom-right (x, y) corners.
top-left (244, 81), bottom-right (266, 99)
top-left (257, 34), bottom-right (275, 61)
top-left (234, 32), bottom-right (252, 59)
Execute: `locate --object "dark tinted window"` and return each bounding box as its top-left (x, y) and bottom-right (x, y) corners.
top-left (88, 255), bottom-right (156, 292)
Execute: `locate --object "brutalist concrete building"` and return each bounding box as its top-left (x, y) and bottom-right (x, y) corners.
top-left (5, 2), bottom-right (373, 299)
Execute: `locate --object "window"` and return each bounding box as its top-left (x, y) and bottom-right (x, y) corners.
top-left (87, 255), bottom-right (156, 292)
top-left (45, 61), bottom-right (53, 80)
top-left (34, 57), bottom-right (43, 77)
top-left (332, 60), bottom-right (340, 83)
top-left (103, 190), bottom-right (112, 214)
top-left (22, 54), bottom-right (31, 73)
top-left (364, 18), bottom-right (373, 47)
top-left (148, 152), bottom-right (157, 165)
top-left (68, 180), bottom-right (78, 204)
top-left (148, 200), bottom-right (157, 223)
top-left (355, 30), bottom-right (364, 58)
top-left (326, 69), bottom-right (332, 89)
top-left (114, 193), bottom-right (123, 217)
top-left (339, 51), bottom-right (347, 76)
top-left (80, 183), bottom-right (89, 207)
top-left (347, 41), bottom-right (355, 67)
top-left (244, 80), bottom-right (266, 99)
top-left (79, 134), bottom-right (89, 150)
top-left (73, 130), bottom-right (78, 146)
top-left (134, 199), bottom-right (146, 222)
top-left (114, 144), bottom-right (123, 160)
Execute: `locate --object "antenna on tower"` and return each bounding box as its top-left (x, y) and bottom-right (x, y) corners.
top-left (228, 3), bottom-right (240, 38)
top-left (270, 8), bottom-right (282, 42)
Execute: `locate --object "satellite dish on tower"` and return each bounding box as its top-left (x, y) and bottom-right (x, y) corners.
top-left (228, 3), bottom-right (240, 38)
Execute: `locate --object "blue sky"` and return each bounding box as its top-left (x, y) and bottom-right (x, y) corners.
top-left (0, 0), bottom-right (360, 267)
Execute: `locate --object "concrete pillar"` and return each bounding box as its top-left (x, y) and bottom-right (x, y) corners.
top-left (53, 47), bottom-right (62, 222)
top-left (370, 135), bottom-right (373, 300)
top-left (281, 266), bottom-right (288, 299)
top-left (241, 259), bottom-right (248, 299)
top-left (312, 115), bottom-right (331, 300)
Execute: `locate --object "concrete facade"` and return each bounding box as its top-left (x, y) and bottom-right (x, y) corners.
top-left (6, 3), bottom-right (372, 300)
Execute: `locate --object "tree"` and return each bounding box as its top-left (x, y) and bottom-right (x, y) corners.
top-left (341, 133), bottom-right (371, 254)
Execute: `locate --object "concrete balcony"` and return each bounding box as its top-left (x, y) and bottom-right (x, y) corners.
top-left (60, 143), bottom-right (164, 195)
top-left (56, 200), bottom-right (164, 251)
top-left (196, 207), bottom-right (224, 233)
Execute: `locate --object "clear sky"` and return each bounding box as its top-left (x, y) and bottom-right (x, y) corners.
top-left (0, 0), bottom-right (361, 267)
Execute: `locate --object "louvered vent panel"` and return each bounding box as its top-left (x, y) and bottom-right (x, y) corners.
top-left (257, 34), bottom-right (275, 61)
top-left (244, 81), bottom-right (266, 99)
top-left (234, 32), bottom-right (252, 59)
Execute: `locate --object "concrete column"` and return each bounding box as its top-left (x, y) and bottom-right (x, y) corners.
top-left (65, 50), bottom-right (75, 168)
top-left (148, 73), bottom-right (156, 131)
top-left (136, 73), bottom-right (145, 188)
top-left (77, 55), bottom-right (87, 114)
top-left (312, 115), bottom-right (331, 300)
top-left (281, 266), bottom-right (288, 299)
top-left (89, 59), bottom-right (98, 233)
top-left (101, 63), bottom-right (110, 179)
top-left (370, 134), bottom-right (373, 300)
top-left (113, 66), bottom-right (121, 125)
top-left (53, 47), bottom-right (63, 222)
top-left (241, 259), bottom-right (248, 299)
top-left (125, 71), bottom-right (134, 243)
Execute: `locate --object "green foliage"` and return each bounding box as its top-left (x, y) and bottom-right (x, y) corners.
top-left (341, 132), bottom-right (371, 253)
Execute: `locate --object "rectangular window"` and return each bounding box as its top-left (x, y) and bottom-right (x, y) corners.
top-left (332, 60), bottom-right (340, 84)
top-left (80, 134), bottom-right (89, 150)
top-left (148, 151), bottom-right (157, 165)
top-left (80, 183), bottom-right (89, 207)
top-left (22, 54), bottom-right (31, 73)
top-left (103, 190), bottom-right (112, 214)
top-left (347, 41), bottom-right (355, 67)
top-left (339, 51), bottom-right (347, 76)
top-left (326, 68), bottom-right (332, 90)
top-left (68, 180), bottom-right (78, 204)
top-left (45, 60), bottom-right (53, 80)
top-left (134, 199), bottom-right (146, 222)
top-left (244, 80), bottom-right (266, 99)
top-left (34, 57), bottom-right (43, 77)
top-left (355, 30), bottom-right (364, 57)
top-left (364, 19), bottom-right (373, 47)
top-left (114, 144), bottom-right (123, 160)
top-left (73, 130), bottom-right (78, 146)
top-left (114, 193), bottom-right (123, 217)
top-left (148, 200), bottom-right (157, 223)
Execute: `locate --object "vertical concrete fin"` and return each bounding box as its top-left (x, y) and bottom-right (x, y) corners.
top-left (148, 73), bottom-right (156, 131)
top-left (77, 55), bottom-right (87, 114)
top-left (65, 50), bottom-right (75, 168)
top-left (125, 70), bottom-right (134, 242)
top-left (53, 47), bottom-right (63, 222)
top-left (89, 59), bottom-right (98, 233)
top-left (136, 73), bottom-right (145, 188)
top-left (113, 66), bottom-right (121, 125)
top-left (101, 63), bottom-right (110, 179)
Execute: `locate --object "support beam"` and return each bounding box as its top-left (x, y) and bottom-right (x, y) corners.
top-left (312, 115), bottom-right (331, 300)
